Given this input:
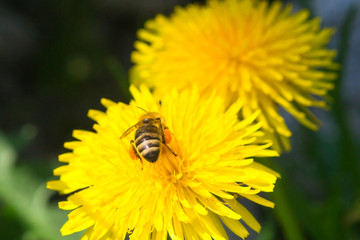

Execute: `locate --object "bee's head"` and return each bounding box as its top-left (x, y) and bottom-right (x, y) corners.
top-left (140, 112), bottom-right (164, 125)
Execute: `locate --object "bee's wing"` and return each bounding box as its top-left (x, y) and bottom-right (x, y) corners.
top-left (120, 123), bottom-right (139, 139)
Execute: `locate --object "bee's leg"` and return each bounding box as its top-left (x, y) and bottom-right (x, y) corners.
top-left (159, 124), bottom-right (168, 143)
top-left (130, 140), bottom-right (143, 169)
top-left (129, 140), bottom-right (140, 159)
top-left (163, 143), bottom-right (177, 157)
top-left (159, 125), bottom-right (177, 157)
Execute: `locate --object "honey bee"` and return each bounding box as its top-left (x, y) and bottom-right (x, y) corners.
top-left (120, 111), bottom-right (177, 164)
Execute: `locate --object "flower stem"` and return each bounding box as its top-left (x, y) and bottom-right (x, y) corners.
top-left (268, 161), bottom-right (306, 240)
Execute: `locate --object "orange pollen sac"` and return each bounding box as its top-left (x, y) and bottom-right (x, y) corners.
top-left (164, 129), bottom-right (172, 144)
top-left (129, 146), bottom-right (137, 160)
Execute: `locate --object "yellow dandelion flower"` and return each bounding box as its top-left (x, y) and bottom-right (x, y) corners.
top-left (131, 0), bottom-right (339, 152)
top-left (47, 85), bottom-right (279, 240)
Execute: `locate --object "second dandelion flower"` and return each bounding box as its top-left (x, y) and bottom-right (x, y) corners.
top-left (131, 0), bottom-right (339, 152)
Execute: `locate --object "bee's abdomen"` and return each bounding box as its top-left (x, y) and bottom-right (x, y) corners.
top-left (135, 125), bottom-right (161, 163)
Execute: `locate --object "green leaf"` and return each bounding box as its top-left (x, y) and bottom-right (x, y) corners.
top-left (0, 133), bottom-right (17, 176)
top-left (0, 133), bottom-right (82, 240)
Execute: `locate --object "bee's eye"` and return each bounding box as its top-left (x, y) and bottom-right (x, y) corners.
top-left (156, 118), bottom-right (161, 121)
top-left (142, 118), bottom-right (152, 124)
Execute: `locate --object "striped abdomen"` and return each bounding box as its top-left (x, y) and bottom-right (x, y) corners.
top-left (134, 125), bottom-right (161, 163)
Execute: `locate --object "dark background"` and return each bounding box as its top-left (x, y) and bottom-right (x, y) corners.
top-left (0, 0), bottom-right (359, 239)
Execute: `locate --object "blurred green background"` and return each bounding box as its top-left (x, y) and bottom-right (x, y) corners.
top-left (0, 0), bottom-right (359, 239)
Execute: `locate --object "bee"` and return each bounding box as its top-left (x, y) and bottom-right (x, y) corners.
top-left (120, 111), bottom-right (177, 165)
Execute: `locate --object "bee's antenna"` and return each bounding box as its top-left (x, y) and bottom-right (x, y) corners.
top-left (137, 106), bottom-right (148, 112)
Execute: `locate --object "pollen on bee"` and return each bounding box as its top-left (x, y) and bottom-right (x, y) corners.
top-left (129, 146), bottom-right (137, 160)
top-left (164, 129), bottom-right (172, 144)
